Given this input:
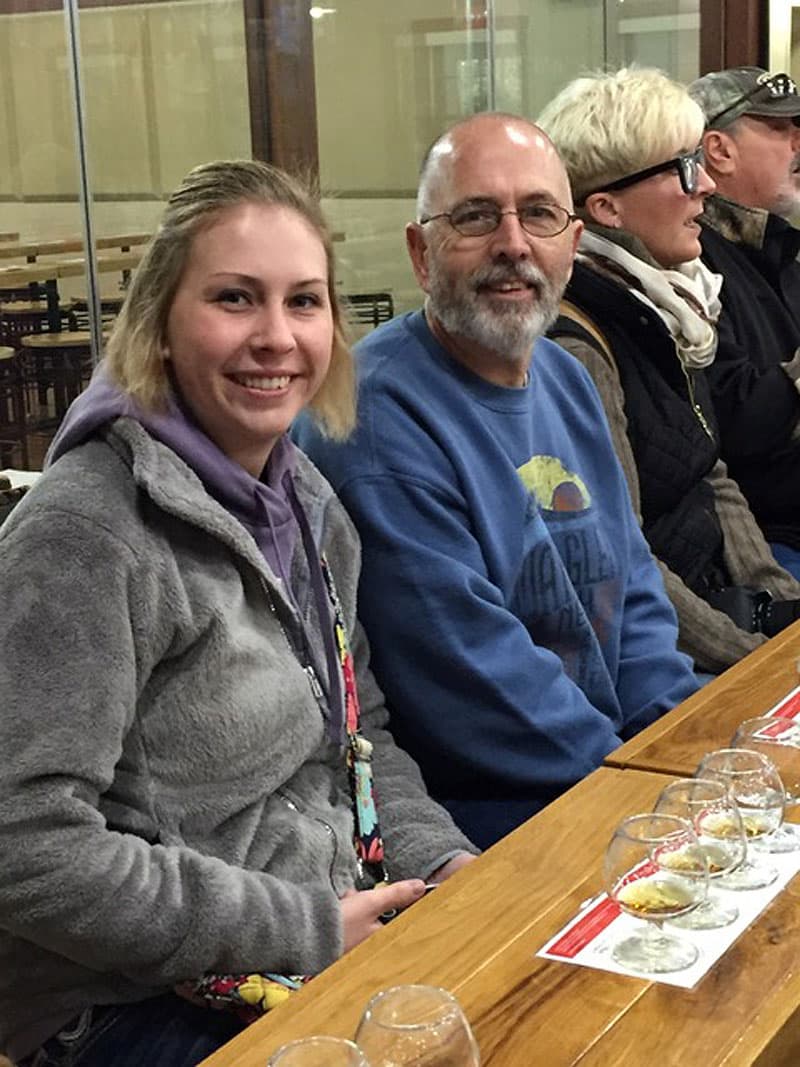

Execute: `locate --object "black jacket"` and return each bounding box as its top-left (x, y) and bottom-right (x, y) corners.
top-left (552, 259), bottom-right (727, 595)
top-left (699, 195), bottom-right (800, 548)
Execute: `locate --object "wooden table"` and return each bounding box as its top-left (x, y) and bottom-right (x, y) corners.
top-left (0, 253), bottom-right (140, 332)
top-left (200, 765), bottom-right (800, 1067)
top-left (605, 620), bottom-right (800, 778)
top-left (0, 233), bottom-right (150, 263)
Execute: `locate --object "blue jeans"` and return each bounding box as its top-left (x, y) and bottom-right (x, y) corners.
top-left (21, 994), bottom-right (244, 1067)
top-left (770, 541), bottom-right (800, 581)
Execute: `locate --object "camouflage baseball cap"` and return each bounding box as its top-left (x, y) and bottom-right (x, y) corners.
top-left (689, 67), bottom-right (800, 130)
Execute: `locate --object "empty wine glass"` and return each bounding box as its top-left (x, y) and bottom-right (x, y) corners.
top-left (695, 748), bottom-right (785, 889)
top-left (267, 1036), bottom-right (369, 1066)
top-left (355, 984), bottom-right (480, 1066)
top-left (603, 812), bottom-right (708, 974)
top-left (731, 716), bottom-right (800, 852)
top-left (653, 777), bottom-right (746, 928)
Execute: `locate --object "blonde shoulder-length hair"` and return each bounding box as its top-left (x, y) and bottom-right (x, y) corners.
top-left (104, 159), bottom-right (355, 440)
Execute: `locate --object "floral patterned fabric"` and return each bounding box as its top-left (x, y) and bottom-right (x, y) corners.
top-left (176, 972), bottom-right (312, 1024)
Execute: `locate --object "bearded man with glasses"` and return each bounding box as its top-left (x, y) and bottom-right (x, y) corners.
top-left (293, 112), bottom-right (698, 850)
top-left (690, 67), bottom-right (800, 578)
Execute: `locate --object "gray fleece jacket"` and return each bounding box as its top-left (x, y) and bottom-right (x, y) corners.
top-left (0, 418), bottom-right (475, 1059)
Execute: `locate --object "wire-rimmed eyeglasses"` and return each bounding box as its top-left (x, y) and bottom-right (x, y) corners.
top-left (419, 200), bottom-right (578, 239)
top-left (579, 146), bottom-right (705, 203)
top-left (707, 71), bottom-right (798, 129)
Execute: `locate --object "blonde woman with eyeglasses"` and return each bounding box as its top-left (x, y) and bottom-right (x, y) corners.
top-left (540, 67), bottom-right (800, 676)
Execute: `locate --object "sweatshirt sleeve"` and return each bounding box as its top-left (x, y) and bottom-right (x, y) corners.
top-left (0, 506), bottom-right (342, 985)
top-left (322, 498), bottom-right (480, 871)
top-left (531, 342), bottom-right (698, 728)
top-left (352, 619), bottom-right (480, 873)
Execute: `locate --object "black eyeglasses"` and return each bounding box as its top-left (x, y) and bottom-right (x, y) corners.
top-left (419, 200), bottom-right (578, 239)
top-left (580, 146), bottom-right (705, 203)
top-left (707, 71), bottom-right (798, 129)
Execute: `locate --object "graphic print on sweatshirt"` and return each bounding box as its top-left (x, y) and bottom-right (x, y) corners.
top-left (511, 454), bottom-right (621, 690)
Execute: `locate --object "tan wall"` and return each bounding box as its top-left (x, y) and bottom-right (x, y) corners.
top-left (0, 0), bottom-right (249, 244)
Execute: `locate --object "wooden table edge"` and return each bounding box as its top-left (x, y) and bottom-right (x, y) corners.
top-left (604, 622), bottom-right (800, 772)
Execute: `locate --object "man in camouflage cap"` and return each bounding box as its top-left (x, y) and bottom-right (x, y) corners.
top-left (689, 68), bottom-right (800, 578)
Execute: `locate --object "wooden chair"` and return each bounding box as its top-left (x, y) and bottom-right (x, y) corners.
top-left (342, 291), bottom-right (394, 331)
top-left (0, 346), bottom-right (29, 469)
top-left (0, 283), bottom-right (44, 303)
top-left (70, 293), bottom-right (125, 331)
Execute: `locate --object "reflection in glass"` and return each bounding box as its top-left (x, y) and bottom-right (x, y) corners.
top-left (653, 777), bottom-right (745, 928)
top-left (731, 716), bottom-right (800, 852)
top-left (267, 1036), bottom-right (369, 1066)
top-left (696, 748), bottom-right (785, 889)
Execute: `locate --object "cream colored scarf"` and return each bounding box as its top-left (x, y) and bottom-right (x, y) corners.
top-left (578, 229), bottom-right (723, 369)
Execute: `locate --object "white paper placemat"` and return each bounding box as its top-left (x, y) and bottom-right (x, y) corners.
top-left (766, 684), bottom-right (800, 720)
top-left (536, 847), bottom-right (800, 988)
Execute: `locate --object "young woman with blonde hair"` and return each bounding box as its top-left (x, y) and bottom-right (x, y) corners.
top-left (0, 159), bottom-right (475, 1067)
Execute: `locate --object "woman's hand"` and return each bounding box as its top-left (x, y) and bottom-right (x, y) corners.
top-left (340, 880), bottom-right (426, 953)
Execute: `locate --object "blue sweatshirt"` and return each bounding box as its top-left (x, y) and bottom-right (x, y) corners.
top-left (293, 311), bottom-right (697, 848)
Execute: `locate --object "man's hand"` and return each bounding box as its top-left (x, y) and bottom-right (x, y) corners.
top-left (340, 880), bottom-right (426, 953)
top-left (427, 851), bottom-right (478, 884)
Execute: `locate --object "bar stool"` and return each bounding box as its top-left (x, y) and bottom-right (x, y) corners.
top-left (0, 300), bottom-right (77, 348)
top-left (0, 346), bottom-right (29, 468)
top-left (19, 331), bottom-right (94, 431)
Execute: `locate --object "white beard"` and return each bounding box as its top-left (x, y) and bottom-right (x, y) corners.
top-left (427, 258), bottom-right (566, 362)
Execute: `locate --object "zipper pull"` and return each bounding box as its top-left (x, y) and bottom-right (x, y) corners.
top-left (304, 665), bottom-right (324, 700)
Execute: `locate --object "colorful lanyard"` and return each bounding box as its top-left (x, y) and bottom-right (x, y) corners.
top-left (319, 555), bottom-right (387, 885)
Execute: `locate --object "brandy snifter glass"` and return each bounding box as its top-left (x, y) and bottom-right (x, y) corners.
top-left (604, 812), bottom-right (708, 973)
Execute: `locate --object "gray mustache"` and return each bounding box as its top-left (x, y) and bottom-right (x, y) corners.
top-left (473, 263), bottom-right (546, 288)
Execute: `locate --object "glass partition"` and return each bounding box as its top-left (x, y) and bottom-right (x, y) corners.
top-left (0, 0), bottom-right (703, 467)
top-left (0, 1), bottom-right (89, 469)
top-left (606, 0), bottom-right (700, 84)
top-left (315, 0), bottom-right (701, 320)
top-left (770, 0), bottom-right (800, 79)
top-left (73, 0), bottom-right (252, 336)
